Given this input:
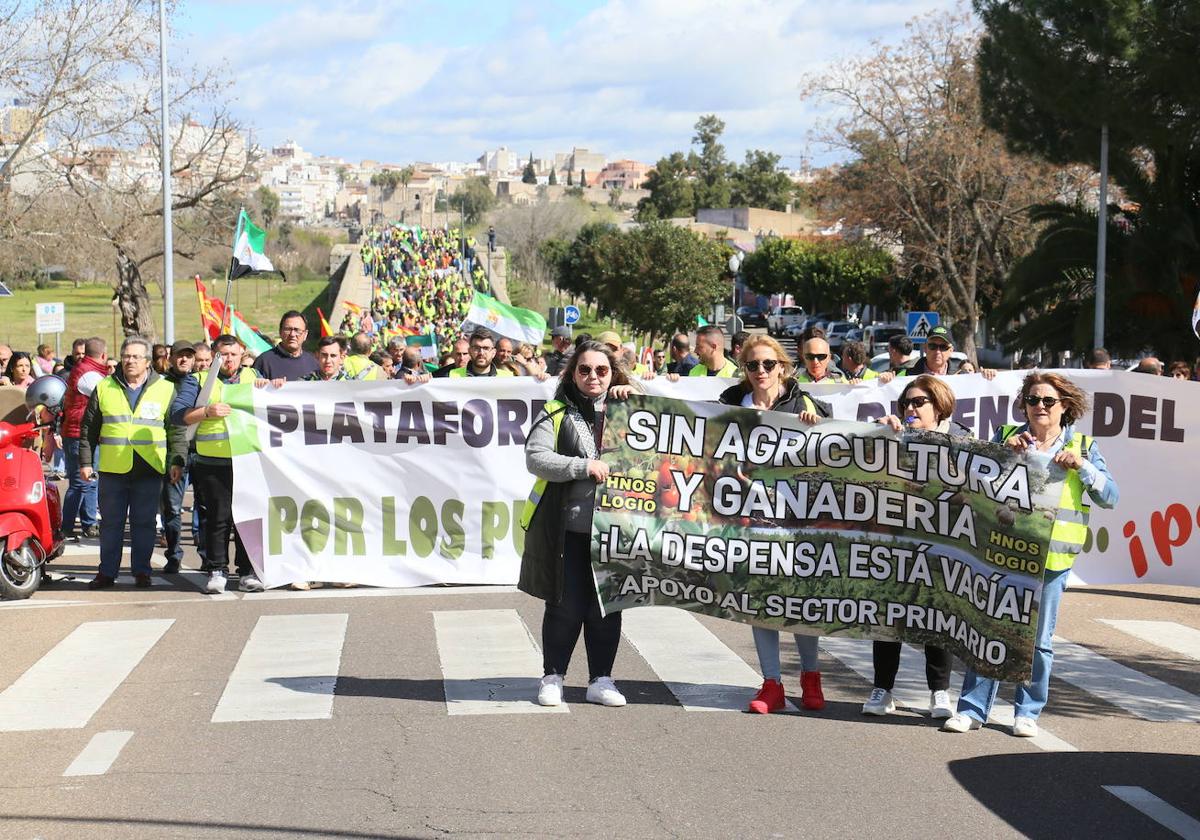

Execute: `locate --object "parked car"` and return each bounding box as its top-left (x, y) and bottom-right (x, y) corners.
top-left (862, 323), bottom-right (909, 356)
top-left (736, 306), bottom-right (767, 328)
top-left (767, 306), bottom-right (805, 336)
top-left (825, 321), bottom-right (855, 352)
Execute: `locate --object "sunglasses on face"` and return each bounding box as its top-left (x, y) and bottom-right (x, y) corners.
top-left (804, 353), bottom-right (828, 362)
top-left (1024, 395), bottom-right (1060, 408)
top-left (898, 395), bottom-right (933, 409)
top-left (927, 342), bottom-right (951, 352)
top-left (576, 364), bottom-right (610, 378)
top-left (744, 359), bottom-right (780, 373)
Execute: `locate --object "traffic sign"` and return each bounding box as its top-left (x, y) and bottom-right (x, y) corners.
top-left (564, 305), bottom-right (581, 326)
top-left (0, 281), bottom-right (12, 297)
top-left (35, 301), bottom-right (66, 334)
top-left (906, 311), bottom-right (939, 342)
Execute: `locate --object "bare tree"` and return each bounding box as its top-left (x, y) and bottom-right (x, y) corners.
top-left (804, 10), bottom-right (1063, 361)
top-left (1, 0), bottom-right (254, 338)
top-left (491, 197), bottom-right (612, 290)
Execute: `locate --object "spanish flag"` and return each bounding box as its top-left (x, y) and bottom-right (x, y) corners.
top-left (317, 307), bottom-right (333, 338)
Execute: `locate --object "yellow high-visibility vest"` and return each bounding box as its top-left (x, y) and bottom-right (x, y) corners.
top-left (195, 368), bottom-right (256, 458)
top-left (95, 376), bottom-right (175, 474)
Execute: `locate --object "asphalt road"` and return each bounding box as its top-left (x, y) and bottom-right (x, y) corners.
top-left (1, 539), bottom-right (1198, 840)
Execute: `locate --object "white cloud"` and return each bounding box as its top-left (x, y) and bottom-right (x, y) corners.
top-left (181, 0), bottom-right (962, 164)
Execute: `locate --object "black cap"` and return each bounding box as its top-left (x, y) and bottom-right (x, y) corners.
top-left (927, 326), bottom-right (952, 345)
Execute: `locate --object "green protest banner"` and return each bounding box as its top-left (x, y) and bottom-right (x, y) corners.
top-left (593, 396), bottom-right (1065, 681)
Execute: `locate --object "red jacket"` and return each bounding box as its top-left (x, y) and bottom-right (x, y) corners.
top-left (61, 356), bottom-right (109, 439)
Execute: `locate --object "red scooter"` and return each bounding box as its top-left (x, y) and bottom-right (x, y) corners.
top-left (0, 377), bottom-right (67, 600)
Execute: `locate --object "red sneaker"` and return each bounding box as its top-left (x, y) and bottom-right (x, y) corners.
top-left (748, 679), bottom-right (785, 714)
top-left (800, 671), bottom-right (825, 711)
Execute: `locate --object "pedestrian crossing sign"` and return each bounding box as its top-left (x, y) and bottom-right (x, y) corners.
top-left (907, 311), bottom-right (939, 342)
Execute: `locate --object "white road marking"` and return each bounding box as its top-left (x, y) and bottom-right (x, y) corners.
top-left (63, 730), bottom-right (134, 777)
top-left (1053, 635), bottom-right (1200, 722)
top-left (620, 607), bottom-right (796, 712)
top-left (433, 609), bottom-right (566, 715)
top-left (819, 636), bottom-right (1078, 752)
top-left (0, 619), bottom-right (173, 732)
top-left (255, 585), bottom-right (519, 601)
top-left (1100, 620), bottom-right (1200, 662)
top-left (1103, 786), bottom-right (1200, 839)
top-left (211, 613), bottom-right (348, 722)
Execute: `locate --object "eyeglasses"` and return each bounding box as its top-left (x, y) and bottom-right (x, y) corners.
top-left (121, 354), bottom-right (147, 361)
top-left (280, 327), bottom-right (306, 334)
top-left (803, 353), bottom-right (828, 362)
top-left (576, 364), bottom-right (610, 378)
top-left (1024, 395), bottom-right (1060, 408)
top-left (898, 395), bottom-right (933, 409)
top-left (927, 342), bottom-right (951, 352)
top-left (744, 359), bottom-right (780, 373)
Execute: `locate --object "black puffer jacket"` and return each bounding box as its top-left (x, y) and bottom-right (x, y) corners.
top-left (717, 378), bottom-right (833, 417)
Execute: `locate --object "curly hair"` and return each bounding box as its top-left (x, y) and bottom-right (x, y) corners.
top-left (1018, 371), bottom-right (1088, 426)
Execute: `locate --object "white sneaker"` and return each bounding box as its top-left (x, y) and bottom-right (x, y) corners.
top-left (290, 581), bottom-right (311, 591)
top-left (941, 713), bottom-right (983, 733)
top-left (239, 575), bottom-right (264, 593)
top-left (537, 674), bottom-right (563, 707)
top-left (930, 690), bottom-right (954, 719)
top-left (204, 572), bottom-right (226, 594)
top-left (1012, 717), bottom-right (1038, 737)
top-left (585, 676), bottom-right (626, 707)
top-left (862, 687), bottom-right (895, 715)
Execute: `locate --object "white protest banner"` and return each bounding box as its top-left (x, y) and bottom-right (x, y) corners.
top-left (230, 371), bottom-right (1200, 589)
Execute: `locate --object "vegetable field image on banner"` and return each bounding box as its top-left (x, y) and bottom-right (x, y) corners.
top-left (593, 396), bottom-right (1068, 681)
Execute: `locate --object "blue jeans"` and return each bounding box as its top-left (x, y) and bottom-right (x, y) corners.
top-left (97, 471), bottom-right (161, 578)
top-left (753, 626), bottom-right (820, 680)
top-left (61, 437), bottom-right (97, 532)
top-left (160, 466), bottom-right (187, 564)
top-left (956, 567), bottom-right (1069, 723)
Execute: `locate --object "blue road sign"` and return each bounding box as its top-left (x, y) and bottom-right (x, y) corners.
top-left (564, 305), bottom-right (581, 325)
top-left (907, 311), bottom-right (940, 342)
top-left (0, 281), bottom-right (11, 297)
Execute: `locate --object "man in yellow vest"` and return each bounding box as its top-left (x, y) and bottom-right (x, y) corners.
top-left (839, 339), bottom-right (880, 382)
top-left (680, 325), bottom-right (739, 379)
top-left (79, 336), bottom-right (181, 589)
top-left (170, 334), bottom-right (278, 594)
top-left (448, 329), bottom-right (514, 378)
top-left (343, 332), bottom-right (382, 380)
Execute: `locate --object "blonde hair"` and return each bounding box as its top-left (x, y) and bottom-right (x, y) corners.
top-left (737, 334), bottom-right (794, 384)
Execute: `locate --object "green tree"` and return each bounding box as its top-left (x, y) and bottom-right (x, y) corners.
top-left (975, 0), bottom-right (1200, 358)
top-left (548, 167), bottom-right (558, 186)
top-left (615, 222), bottom-right (729, 335)
top-left (452, 176), bottom-right (497, 226)
top-left (731, 150), bottom-right (797, 210)
top-left (522, 153), bottom-right (537, 185)
top-left (636, 152), bottom-right (695, 221)
top-left (742, 237), bottom-right (895, 313)
top-left (567, 169), bottom-right (574, 186)
top-left (689, 114), bottom-right (732, 211)
top-left (579, 169), bottom-right (588, 188)
top-left (255, 186), bottom-right (280, 230)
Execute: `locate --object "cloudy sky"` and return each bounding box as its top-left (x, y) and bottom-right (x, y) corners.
top-left (177, 0), bottom-right (960, 166)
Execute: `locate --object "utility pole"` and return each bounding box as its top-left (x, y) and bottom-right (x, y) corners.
top-left (159, 0), bottom-right (174, 343)
top-left (1094, 123), bottom-right (1109, 349)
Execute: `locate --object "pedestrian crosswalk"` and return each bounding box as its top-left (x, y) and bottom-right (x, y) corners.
top-left (1, 611), bottom-right (1198, 732)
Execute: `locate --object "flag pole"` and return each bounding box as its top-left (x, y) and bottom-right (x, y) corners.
top-left (188, 207), bottom-right (242, 441)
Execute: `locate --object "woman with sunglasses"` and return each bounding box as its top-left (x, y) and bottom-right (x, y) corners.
top-left (521, 340), bottom-right (637, 708)
top-left (718, 335), bottom-right (833, 713)
top-left (866, 375), bottom-right (969, 719)
top-left (943, 371), bottom-right (1118, 737)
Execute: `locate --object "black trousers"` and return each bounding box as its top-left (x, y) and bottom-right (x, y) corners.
top-left (542, 532), bottom-right (622, 681)
top-left (872, 641), bottom-right (951, 691)
top-left (191, 460), bottom-right (251, 577)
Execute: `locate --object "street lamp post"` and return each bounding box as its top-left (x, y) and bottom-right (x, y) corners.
top-left (727, 251), bottom-right (743, 317)
top-left (1094, 123), bottom-right (1109, 349)
top-left (158, 0), bottom-right (174, 342)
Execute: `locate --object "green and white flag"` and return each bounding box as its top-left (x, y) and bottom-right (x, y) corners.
top-left (460, 292), bottom-right (547, 345)
top-left (231, 209), bottom-right (274, 279)
top-left (405, 330), bottom-right (438, 361)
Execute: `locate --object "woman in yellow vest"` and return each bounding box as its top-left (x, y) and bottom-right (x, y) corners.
top-left (520, 341), bottom-right (635, 708)
top-left (943, 371), bottom-right (1118, 738)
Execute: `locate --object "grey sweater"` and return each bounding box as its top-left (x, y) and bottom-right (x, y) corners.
top-left (525, 402), bottom-right (600, 534)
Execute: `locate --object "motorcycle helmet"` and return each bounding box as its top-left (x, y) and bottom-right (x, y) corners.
top-left (25, 374), bottom-right (67, 413)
